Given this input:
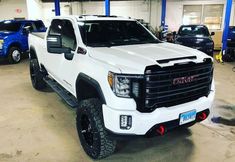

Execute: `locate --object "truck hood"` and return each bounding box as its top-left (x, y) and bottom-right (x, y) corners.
top-left (88, 42), bottom-right (210, 74)
top-left (0, 31), bottom-right (16, 39)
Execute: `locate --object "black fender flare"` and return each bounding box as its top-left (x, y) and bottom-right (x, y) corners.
top-left (29, 46), bottom-right (38, 60)
top-left (76, 73), bottom-right (106, 104)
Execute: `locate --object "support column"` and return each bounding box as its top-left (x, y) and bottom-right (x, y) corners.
top-left (105, 0), bottom-right (110, 16)
top-left (54, 0), bottom-right (61, 16)
top-left (222, 0), bottom-right (232, 52)
top-left (161, 0), bottom-right (166, 27)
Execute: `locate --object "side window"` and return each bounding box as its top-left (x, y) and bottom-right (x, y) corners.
top-left (61, 20), bottom-right (77, 51)
top-left (49, 19), bottom-right (77, 51)
top-left (49, 19), bottom-right (62, 35)
top-left (33, 21), bottom-right (45, 31)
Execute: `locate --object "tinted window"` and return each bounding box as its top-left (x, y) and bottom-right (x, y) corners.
top-left (178, 26), bottom-right (210, 36)
top-left (0, 21), bottom-right (21, 32)
top-left (78, 20), bottom-right (159, 47)
top-left (49, 19), bottom-right (77, 51)
top-left (34, 21), bottom-right (45, 31)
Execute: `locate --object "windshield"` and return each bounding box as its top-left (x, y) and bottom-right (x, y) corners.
top-left (178, 26), bottom-right (210, 36)
top-left (78, 20), bottom-right (160, 47)
top-left (0, 21), bottom-right (21, 32)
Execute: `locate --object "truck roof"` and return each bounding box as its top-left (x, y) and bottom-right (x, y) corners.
top-left (53, 15), bottom-right (134, 21)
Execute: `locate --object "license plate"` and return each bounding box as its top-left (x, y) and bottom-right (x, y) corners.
top-left (179, 110), bottom-right (196, 125)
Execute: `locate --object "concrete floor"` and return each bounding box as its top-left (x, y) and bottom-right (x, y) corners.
top-left (0, 59), bottom-right (234, 162)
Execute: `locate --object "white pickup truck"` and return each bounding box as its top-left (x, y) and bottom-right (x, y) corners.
top-left (29, 15), bottom-right (215, 159)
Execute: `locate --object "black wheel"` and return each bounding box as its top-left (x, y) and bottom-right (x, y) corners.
top-left (29, 59), bottom-right (46, 90)
top-left (76, 98), bottom-right (116, 159)
top-left (8, 47), bottom-right (21, 64)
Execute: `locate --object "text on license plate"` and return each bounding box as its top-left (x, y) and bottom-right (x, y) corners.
top-left (179, 110), bottom-right (196, 125)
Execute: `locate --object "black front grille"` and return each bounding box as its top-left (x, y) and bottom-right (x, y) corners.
top-left (137, 59), bottom-right (213, 112)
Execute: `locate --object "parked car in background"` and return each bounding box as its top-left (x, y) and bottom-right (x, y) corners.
top-left (175, 25), bottom-right (215, 57)
top-left (224, 26), bottom-right (235, 61)
top-left (0, 20), bottom-right (46, 63)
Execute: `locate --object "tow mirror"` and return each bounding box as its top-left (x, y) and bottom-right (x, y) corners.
top-left (47, 35), bottom-right (71, 54)
top-left (211, 32), bottom-right (215, 36)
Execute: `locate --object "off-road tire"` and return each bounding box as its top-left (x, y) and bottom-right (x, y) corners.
top-left (29, 59), bottom-right (46, 90)
top-left (76, 98), bottom-right (116, 159)
top-left (8, 47), bottom-right (21, 64)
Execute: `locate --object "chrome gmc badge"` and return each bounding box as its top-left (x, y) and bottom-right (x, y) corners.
top-left (173, 75), bottom-right (199, 85)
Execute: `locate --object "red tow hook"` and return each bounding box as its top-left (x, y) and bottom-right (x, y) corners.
top-left (198, 112), bottom-right (207, 120)
top-left (156, 125), bottom-right (165, 136)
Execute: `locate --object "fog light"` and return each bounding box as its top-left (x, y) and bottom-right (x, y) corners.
top-left (120, 115), bottom-right (132, 130)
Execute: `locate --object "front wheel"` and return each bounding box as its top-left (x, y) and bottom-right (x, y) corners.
top-left (8, 47), bottom-right (21, 64)
top-left (76, 98), bottom-right (116, 159)
top-left (29, 59), bottom-right (46, 90)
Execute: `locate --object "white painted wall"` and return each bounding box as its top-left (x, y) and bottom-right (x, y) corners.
top-left (1, 0), bottom-right (235, 32)
top-left (78, 1), bottom-right (151, 23)
top-left (165, 0), bottom-right (235, 32)
top-left (39, 2), bottom-right (71, 27)
top-left (70, 0), bottom-right (161, 30)
top-left (0, 0), bottom-right (28, 20)
top-left (26, 0), bottom-right (42, 20)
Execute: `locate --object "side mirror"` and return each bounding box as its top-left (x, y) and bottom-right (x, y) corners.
top-left (173, 31), bottom-right (177, 35)
top-left (211, 32), bottom-right (215, 36)
top-left (47, 35), bottom-right (71, 54)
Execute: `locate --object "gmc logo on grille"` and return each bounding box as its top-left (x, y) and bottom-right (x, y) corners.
top-left (173, 75), bottom-right (199, 85)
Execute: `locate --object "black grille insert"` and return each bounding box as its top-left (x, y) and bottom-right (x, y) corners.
top-left (137, 59), bottom-right (213, 112)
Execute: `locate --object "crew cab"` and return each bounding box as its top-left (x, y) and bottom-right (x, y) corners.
top-left (175, 25), bottom-right (215, 57)
top-left (0, 20), bottom-right (46, 63)
top-left (28, 15), bottom-right (215, 159)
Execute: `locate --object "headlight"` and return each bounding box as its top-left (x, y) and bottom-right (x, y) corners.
top-left (0, 39), bottom-right (3, 49)
top-left (108, 72), bottom-right (144, 98)
top-left (206, 42), bottom-right (213, 46)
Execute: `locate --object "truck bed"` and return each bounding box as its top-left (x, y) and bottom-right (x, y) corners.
top-left (31, 32), bottom-right (45, 39)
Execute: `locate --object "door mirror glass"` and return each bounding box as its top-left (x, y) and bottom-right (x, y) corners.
top-left (47, 34), bottom-right (71, 54)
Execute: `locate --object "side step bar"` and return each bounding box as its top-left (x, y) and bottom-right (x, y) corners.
top-left (43, 77), bottom-right (78, 108)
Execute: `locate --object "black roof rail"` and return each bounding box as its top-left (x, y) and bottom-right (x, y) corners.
top-left (78, 15), bottom-right (120, 18)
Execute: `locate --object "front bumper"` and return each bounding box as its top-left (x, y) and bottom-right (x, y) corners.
top-left (102, 90), bottom-right (215, 135)
top-left (198, 47), bottom-right (214, 56)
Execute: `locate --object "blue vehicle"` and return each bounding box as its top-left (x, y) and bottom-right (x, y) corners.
top-left (224, 26), bottom-right (235, 61)
top-left (175, 25), bottom-right (215, 57)
top-left (0, 20), bottom-right (46, 63)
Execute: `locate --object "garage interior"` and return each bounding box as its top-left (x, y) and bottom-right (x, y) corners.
top-left (0, 0), bottom-right (235, 162)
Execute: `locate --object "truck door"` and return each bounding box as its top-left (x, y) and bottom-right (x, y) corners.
top-left (56, 19), bottom-right (78, 94)
top-left (44, 19), bottom-right (65, 84)
top-left (45, 19), bottom-right (79, 92)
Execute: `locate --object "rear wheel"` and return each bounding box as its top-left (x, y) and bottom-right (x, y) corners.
top-left (29, 59), bottom-right (46, 90)
top-left (8, 47), bottom-right (21, 64)
top-left (76, 98), bottom-right (116, 159)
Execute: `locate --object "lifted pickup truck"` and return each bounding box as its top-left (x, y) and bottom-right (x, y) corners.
top-left (0, 20), bottom-right (46, 63)
top-left (29, 15), bottom-right (215, 159)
